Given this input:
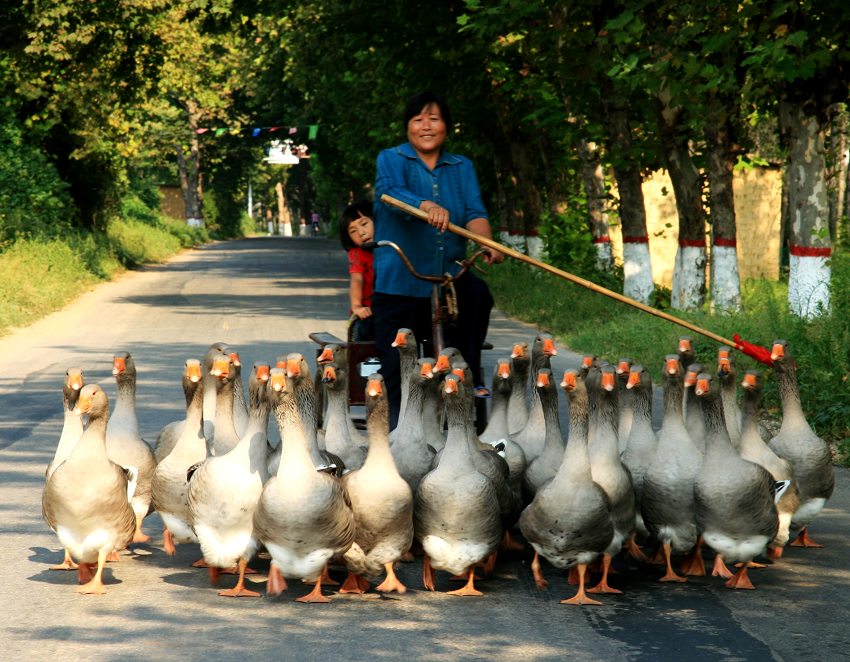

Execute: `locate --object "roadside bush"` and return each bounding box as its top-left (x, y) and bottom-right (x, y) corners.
top-left (0, 240), bottom-right (97, 333)
top-left (107, 218), bottom-right (182, 266)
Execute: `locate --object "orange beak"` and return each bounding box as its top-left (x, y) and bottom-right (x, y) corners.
top-left (560, 370), bottom-right (576, 390)
top-left (229, 351), bottom-right (241, 367)
top-left (318, 346), bottom-right (334, 363)
top-left (684, 370), bottom-right (698, 387)
top-left (67, 369), bottom-right (84, 390)
top-left (497, 362), bottom-right (510, 380)
top-left (510, 343), bottom-right (525, 359)
top-left (286, 358), bottom-right (302, 378)
top-left (617, 360), bottom-right (630, 375)
top-left (665, 357), bottom-right (679, 375)
top-left (718, 357), bottom-right (731, 374)
top-left (270, 370), bottom-right (287, 392)
top-left (212, 356), bottom-right (230, 377)
top-left (601, 371), bottom-right (616, 391)
top-left (695, 377), bottom-right (710, 396)
top-left (581, 355), bottom-right (594, 369)
top-left (420, 362), bottom-right (434, 378)
top-left (112, 356), bottom-right (126, 376)
top-left (741, 372), bottom-right (758, 389)
top-left (542, 337), bottom-right (557, 356)
top-left (452, 367), bottom-right (465, 381)
top-left (678, 337), bottom-right (692, 354)
top-left (536, 371), bottom-right (550, 388)
top-left (186, 360), bottom-right (202, 383)
top-left (322, 365), bottom-right (336, 383)
top-left (435, 354), bottom-right (451, 373)
top-left (771, 343), bottom-right (785, 361)
top-left (626, 369), bottom-right (641, 389)
top-left (444, 378), bottom-right (459, 394)
top-left (391, 331), bottom-right (408, 348)
top-left (255, 364), bottom-right (270, 382)
top-left (367, 378), bottom-right (383, 397)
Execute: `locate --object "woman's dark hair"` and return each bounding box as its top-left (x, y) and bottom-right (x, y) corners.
top-left (339, 199), bottom-right (373, 250)
top-left (403, 91), bottom-right (452, 134)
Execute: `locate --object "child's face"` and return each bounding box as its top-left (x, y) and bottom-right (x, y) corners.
top-left (348, 213), bottom-right (374, 246)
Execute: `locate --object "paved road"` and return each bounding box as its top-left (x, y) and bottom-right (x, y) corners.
top-left (1, 236), bottom-right (848, 661)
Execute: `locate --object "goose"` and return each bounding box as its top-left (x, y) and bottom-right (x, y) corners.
top-left (585, 363), bottom-right (637, 593)
top-left (155, 358), bottom-right (205, 464)
top-left (619, 364), bottom-right (657, 541)
top-left (316, 343), bottom-right (366, 447)
top-left (47, 368), bottom-right (85, 480)
top-left (267, 353), bottom-right (344, 476)
top-left (523, 368), bottom-right (565, 501)
top-left (449, 362), bottom-right (521, 558)
top-left (226, 349), bottom-right (250, 437)
top-left (512, 334), bottom-right (557, 465)
top-left (717, 346), bottom-right (742, 448)
top-left (341, 374), bottom-right (414, 594)
top-left (151, 359), bottom-right (206, 556)
top-left (390, 328), bottom-right (418, 441)
top-left (479, 358), bottom-right (527, 502)
top-left (106, 352), bottom-right (156, 543)
top-left (253, 367), bottom-right (355, 602)
top-left (677, 335), bottom-right (696, 414)
top-left (506, 341), bottom-right (530, 436)
top-left (209, 353), bottom-right (241, 456)
top-left (615, 358), bottom-right (634, 453)
top-left (768, 339), bottom-right (835, 548)
top-left (319, 358), bottom-right (367, 471)
top-left (520, 369), bottom-right (614, 606)
top-left (415, 374), bottom-right (502, 596)
top-left (42, 384), bottom-right (136, 594)
top-left (45, 367), bottom-right (86, 571)
top-left (683, 363), bottom-right (707, 454)
top-left (694, 372), bottom-right (778, 589)
top-left (739, 369), bottom-right (800, 558)
top-left (202, 341), bottom-right (228, 442)
top-left (390, 358), bottom-right (439, 493)
top-left (187, 363), bottom-right (272, 597)
top-left (641, 356), bottom-right (703, 582)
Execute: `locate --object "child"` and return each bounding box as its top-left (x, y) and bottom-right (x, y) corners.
top-left (340, 200), bottom-right (375, 341)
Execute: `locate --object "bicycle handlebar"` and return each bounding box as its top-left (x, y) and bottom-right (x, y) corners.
top-left (361, 240), bottom-right (487, 284)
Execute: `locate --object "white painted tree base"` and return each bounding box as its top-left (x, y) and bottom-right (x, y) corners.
top-left (711, 245), bottom-right (741, 312)
top-left (499, 231), bottom-right (526, 254)
top-left (623, 242), bottom-right (654, 304)
top-left (671, 245), bottom-right (706, 310)
top-left (789, 253), bottom-right (831, 318)
top-left (594, 242), bottom-right (613, 271)
top-left (527, 236), bottom-right (545, 261)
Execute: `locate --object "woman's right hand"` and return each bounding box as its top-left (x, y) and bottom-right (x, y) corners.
top-left (353, 305), bottom-right (372, 319)
top-left (420, 201), bottom-right (450, 232)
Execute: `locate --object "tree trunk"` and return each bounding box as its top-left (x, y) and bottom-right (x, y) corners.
top-left (275, 181), bottom-right (292, 236)
top-left (704, 106), bottom-right (742, 312)
top-left (176, 101), bottom-right (204, 226)
top-left (601, 96), bottom-right (654, 304)
top-left (779, 99), bottom-right (832, 318)
top-left (578, 139), bottom-right (613, 270)
top-left (656, 98), bottom-right (706, 310)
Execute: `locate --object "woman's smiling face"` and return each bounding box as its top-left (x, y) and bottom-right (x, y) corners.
top-left (348, 213), bottom-right (374, 246)
top-left (407, 103), bottom-right (447, 159)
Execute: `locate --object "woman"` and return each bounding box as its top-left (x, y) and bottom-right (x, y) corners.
top-left (373, 91), bottom-right (503, 429)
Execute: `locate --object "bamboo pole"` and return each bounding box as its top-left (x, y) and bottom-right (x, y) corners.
top-left (380, 193), bottom-right (739, 348)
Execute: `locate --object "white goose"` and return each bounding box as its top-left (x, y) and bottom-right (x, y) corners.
top-left (106, 351), bottom-right (156, 544)
top-left (253, 367), bottom-right (355, 602)
top-left (42, 384), bottom-right (136, 594)
top-left (187, 363), bottom-right (272, 597)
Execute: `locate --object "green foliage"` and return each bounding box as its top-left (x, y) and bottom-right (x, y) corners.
top-left (0, 239), bottom-right (97, 333)
top-left (107, 218), bottom-right (183, 267)
top-left (0, 108), bottom-right (74, 242)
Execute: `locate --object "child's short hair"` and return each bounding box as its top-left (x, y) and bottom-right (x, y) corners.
top-left (340, 200), bottom-right (374, 250)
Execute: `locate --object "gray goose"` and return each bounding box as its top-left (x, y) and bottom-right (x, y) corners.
top-left (479, 358), bottom-right (527, 503)
top-left (267, 353), bottom-right (344, 476)
top-left (506, 341), bottom-right (530, 435)
top-left (341, 374), bottom-right (414, 594)
top-left (151, 359), bottom-right (206, 556)
top-left (319, 358), bottom-right (366, 471)
top-left (187, 363), bottom-right (272, 597)
top-left (520, 369), bottom-right (614, 605)
top-left (226, 349), bottom-right (250, 437)
top-left (641, 356), bottom-right (703, 581)
top-left (415, 374), bottom-right (502, 596)
top-left (253, 367), bottom-right (355, 602)
top-left (106, 352), bottom-right (156, 544)
top-left (317, 343), bottom-right (366, 448)
top-left (512, 334), bottom-right (558, 464)
top-left (390, 327), bottom-right (419, 441)
top-left (585, 363), bottom-right (637, 593)
top-left (523, 368), bottom-right (565, 501)
top-left (694, 372), bottom-right (778, 589)
top-left (45, 367), bottom-right (85, 571)
top-left (202, 341), bottom-right (228, 442)
top-left (683, 362), bottom-right (707, 454)
top-left (768, 339), bottom-right (834, 548)
top-left (620, 364), bottom-right (657, 541)
top-left (739, 369), bottom-right (800, 557)
top-left (390, 358), bottom-right (439, 493)
top-left (209, 353), bottom-right (241, 456)
top-left (42, 384), bottom-right (136, 594)
top-left (615, 357), bottom-right (634, 453)
top-left (717, 346), bottom-right (742, 448)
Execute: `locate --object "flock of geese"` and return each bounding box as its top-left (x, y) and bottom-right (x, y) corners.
top-left (41, 332), bottom-right (834, 605)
